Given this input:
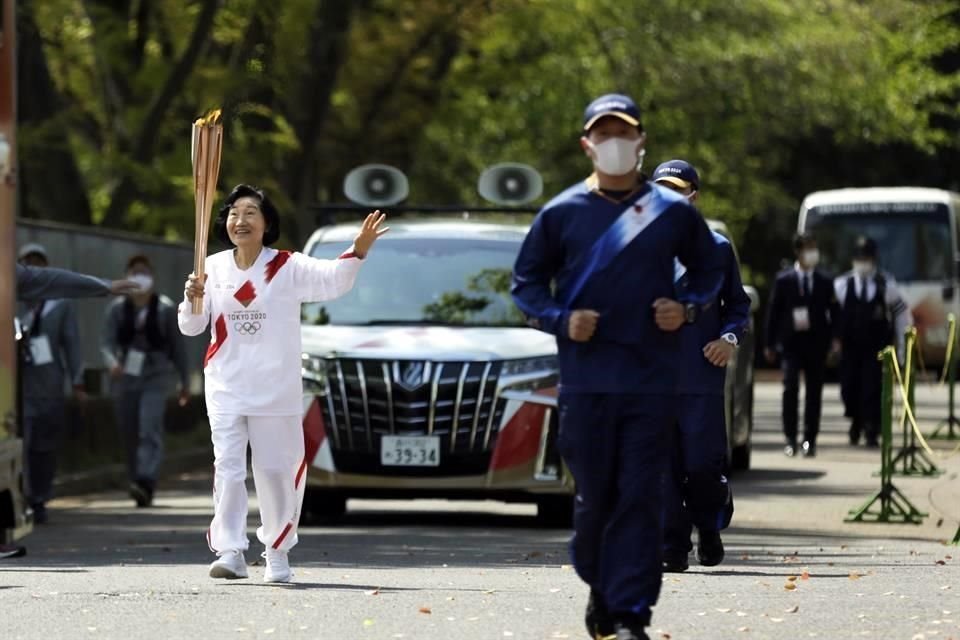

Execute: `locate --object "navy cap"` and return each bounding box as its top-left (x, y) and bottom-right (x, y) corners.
top-left (653, 159), bottom-right (700, 191)
top-left (583, 94), bottom-right (642, 131)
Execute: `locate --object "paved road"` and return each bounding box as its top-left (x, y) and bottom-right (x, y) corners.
top-left (2, 382), bottom-right (959, 640)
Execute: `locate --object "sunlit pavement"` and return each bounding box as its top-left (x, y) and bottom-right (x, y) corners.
top-left (2, 382), bottom-right (958, 640)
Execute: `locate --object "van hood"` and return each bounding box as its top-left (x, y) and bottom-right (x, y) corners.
top-left (300, 325), bottom-right (557, 361)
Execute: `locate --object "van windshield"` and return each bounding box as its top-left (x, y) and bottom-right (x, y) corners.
top-left (302, 237), bottom-right (526, 327)
top-left (804, 203), bottom-right (953, 282)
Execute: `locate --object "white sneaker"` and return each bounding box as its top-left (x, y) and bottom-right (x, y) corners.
top-left (209, 550), bottom-right (248, 579)
top-left (262, 548), bottom-right (292, 583)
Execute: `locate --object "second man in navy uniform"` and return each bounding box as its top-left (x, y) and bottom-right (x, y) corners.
top-left (652, 161), bottom-right (751, 573)
top-left (512, 95), bottom-right (724, 640)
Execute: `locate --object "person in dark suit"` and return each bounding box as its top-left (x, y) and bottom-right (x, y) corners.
top-left (764, 232), bottom-right (839, 457)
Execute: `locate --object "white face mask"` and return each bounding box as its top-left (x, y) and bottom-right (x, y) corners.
top-left (129, 273), bottom-right (154, 293)
top-left (853, 260), bottom-right (874, 276)
top-left (802, 249), bottom-right (820, 268)
top-left (587, 137), bottom-right (643, 176)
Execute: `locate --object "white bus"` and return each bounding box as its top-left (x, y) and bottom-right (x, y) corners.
top-left (798, 187), bottom-right (960, 367)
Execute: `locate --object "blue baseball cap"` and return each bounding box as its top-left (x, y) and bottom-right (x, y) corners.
top-left (653, 159), bottom-right (700, 191)
top-left (583, 94), bottom-right (642, 131)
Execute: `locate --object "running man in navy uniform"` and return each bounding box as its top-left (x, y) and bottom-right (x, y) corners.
top-left (512, 95), bottom-right (724, 640)
top-left (652, 161), bottom-right (751, 573)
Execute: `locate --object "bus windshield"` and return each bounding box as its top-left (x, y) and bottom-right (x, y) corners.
top-left (804, 204), bottom-right (953, 282)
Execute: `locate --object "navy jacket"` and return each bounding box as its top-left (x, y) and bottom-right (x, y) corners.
top-left (764, 267), bottom-right (837, 357)
top-left (674, 232), bottom-right (751, 396)
top-left (511, 180), bottom-right (724, 394)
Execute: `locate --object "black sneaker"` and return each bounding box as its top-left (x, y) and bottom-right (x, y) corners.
top-left (697, 529), bottom-right (725, 566)
top-left (801, 440), bottom-right (816, 458)
top-left (662, 549), bottom-right (689, 573)
top-left (0, 544), bottom-right (26, 559)
top-left (129, 482), bottom-right (153, 508)
top-left (849, 421), bottom-right (861, 445)
top-left (585, 589), bottom-right (614, 638)
top-left (783, 441), bottom-right (798, 457)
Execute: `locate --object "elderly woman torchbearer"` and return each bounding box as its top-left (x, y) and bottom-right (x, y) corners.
top-left (179, 184), bottom-right (386, 582)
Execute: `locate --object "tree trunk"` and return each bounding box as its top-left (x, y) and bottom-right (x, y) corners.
top-left (281, 0), bottom-right (368, 246)
top-left (16, 0), bottom-right (92, 224)
top-left (99, 0), bottom-right (220, 228)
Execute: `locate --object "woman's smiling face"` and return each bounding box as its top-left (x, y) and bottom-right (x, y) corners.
top-left (226, 196), bottom-right (267, 248)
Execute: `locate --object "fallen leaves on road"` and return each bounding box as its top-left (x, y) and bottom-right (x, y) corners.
top-left (363, 619), bottom-right (375, 627)
top-left (849, 572), bottom-right (863, 580)
top-left (418, 607), bottom-right (432, 615)
top-left (785, 605), bottom-right (800, 613)
top-left (364, 588), bottom-right (381, 596)
top-left (800, 571), bottom-right (810, 580)
top-left (784, 583), bottom-right (797, 591)
top-left (716, 608), bottom-right (732, 613)
top-left (786, 575), bottom-right (798, 582)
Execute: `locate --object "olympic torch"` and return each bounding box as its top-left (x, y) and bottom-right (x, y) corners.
top-left (191, 109), bottom-right (223, 314)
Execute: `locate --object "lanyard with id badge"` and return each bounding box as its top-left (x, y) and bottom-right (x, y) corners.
top-left (24, 301), bottom-right (55, 366)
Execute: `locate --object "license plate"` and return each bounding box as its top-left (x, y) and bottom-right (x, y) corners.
top-left (380, 435), bottom-right (440, 467)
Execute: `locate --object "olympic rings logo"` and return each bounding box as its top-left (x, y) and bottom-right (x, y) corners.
top-left (234, 321), bottom-right (262, 335)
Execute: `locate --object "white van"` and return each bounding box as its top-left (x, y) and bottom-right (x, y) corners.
top-left (798, 187), bottom-right (960, 366)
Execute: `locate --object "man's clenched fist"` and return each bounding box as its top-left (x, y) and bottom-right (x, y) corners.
top-left (568, 309), bottom-right (600, 342)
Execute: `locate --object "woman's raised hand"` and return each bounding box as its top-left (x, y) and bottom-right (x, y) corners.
top-left (353, 210), bottom-right (389, 259)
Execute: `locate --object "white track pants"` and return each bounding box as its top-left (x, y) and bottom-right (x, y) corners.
top-left (206, 414), bottom-right (306, 555)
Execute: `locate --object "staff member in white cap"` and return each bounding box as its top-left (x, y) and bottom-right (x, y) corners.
top-left (180, 184), bottom-right (386, 584)
top-left (102, 254), bottom-right (190, 508)
top-left (15, 244), bottom-right (86, 525)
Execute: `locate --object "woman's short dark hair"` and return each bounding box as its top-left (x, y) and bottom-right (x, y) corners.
top-left (214, 184), bottom-right (281, 247)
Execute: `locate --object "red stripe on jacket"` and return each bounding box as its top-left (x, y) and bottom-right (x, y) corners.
top-left (204, 314), bottom-right (228, 367)
top-left (265, 250), bottom-right (293, 283)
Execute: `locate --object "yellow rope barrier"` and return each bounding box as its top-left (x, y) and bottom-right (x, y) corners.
top-left (939, 314), bottom-right (957, 385)
top-left (890, 349), bottom-right (956, 460)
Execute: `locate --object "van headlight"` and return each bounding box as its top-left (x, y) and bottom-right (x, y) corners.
top-left (301, 354), bottom-right (328, 394)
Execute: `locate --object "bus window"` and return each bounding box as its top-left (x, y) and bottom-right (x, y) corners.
top-left (804, 204), bottom-right (952, 283)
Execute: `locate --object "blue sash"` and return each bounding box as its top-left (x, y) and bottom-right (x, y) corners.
top-left (561, 187), bottom-right (675, 308)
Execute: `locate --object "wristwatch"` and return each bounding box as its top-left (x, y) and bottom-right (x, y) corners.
top-left (720, 332), bottom-right (739, 347)
top-left (684, 303), bottom-right (698, 324)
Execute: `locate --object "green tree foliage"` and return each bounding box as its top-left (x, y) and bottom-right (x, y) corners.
top-left (17, 0), bottom-right (960, 289)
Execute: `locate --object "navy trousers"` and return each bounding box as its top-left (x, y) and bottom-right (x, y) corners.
top-left (663, 394), bottom-right (733, 555)
top-left (557, 392), bottom-right (673, 625)
top-left (22, 397), bottom-right (67, 505)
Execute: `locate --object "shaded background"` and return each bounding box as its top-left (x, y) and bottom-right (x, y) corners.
top-left (13, 0), bottom-right (960, 327)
